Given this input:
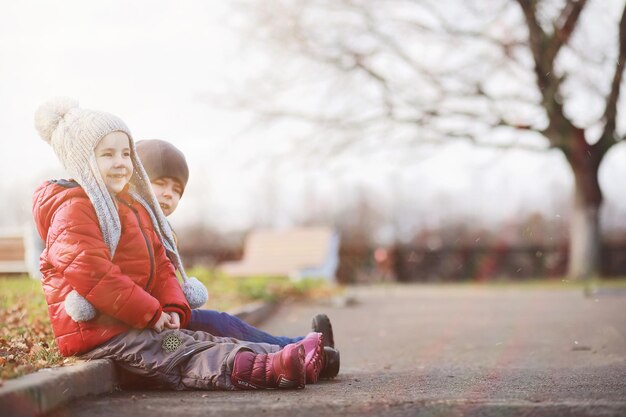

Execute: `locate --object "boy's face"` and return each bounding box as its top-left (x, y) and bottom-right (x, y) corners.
top-left (151, 177), bottom-right (182, 216)
top-left (95, 132), bottom-right (133, 195)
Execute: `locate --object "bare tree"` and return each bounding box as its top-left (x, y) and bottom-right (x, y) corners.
top-left (513, 0), bottom-right (626, 280)
top-left (235, 0), bottom-right (626, 279)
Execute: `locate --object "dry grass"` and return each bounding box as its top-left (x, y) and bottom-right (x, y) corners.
top-left (0, 276), bottom-right (69, 383)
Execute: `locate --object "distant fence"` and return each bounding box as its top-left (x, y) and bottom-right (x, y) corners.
top-left (392, 243), bottom-right (626, 282)
top-left (181, 240), bottom-right (626, 283)
top-left (333, 243), bottom-right (626, 283)
top-left (602, 244), bottom-right (626, 278)
top-left (392, 244), bottom-right (568, 282)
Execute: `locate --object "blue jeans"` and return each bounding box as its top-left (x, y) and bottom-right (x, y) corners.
top-left (187, 309), bottom-right (304, 347)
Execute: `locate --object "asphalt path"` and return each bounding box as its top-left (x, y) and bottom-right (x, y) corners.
top-left (50, 284), bottom-right (626, 417)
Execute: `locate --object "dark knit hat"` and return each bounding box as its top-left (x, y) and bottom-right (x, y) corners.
top-left (136, 139), bottom-right (189, 194)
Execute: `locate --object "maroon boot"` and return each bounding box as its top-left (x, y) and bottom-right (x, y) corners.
top-left (299, 332), bottom-right (326, 384)
top-left (231, 344), bottom-right (306, 390)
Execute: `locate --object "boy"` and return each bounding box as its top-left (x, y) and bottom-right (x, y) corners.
top-left (136, 139), bottom-right (339, 378)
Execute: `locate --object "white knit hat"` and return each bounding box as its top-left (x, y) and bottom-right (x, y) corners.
top-left (35, 98), bottom-right (208, 320)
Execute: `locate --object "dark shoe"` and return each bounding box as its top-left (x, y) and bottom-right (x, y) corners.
top-left (231, 344), bottom-right (305, 390)
top-left (311, 314), bottom-right (335, 348)
top-left (299, 332), bottom-right (325, 384)
top-left (320, 347), bottom-right (340, 379)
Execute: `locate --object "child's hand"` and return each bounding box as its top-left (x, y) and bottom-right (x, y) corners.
top-left (165, 312), bottom-right (180, 330)
top-left (152, 312), bottom-right (170, 333)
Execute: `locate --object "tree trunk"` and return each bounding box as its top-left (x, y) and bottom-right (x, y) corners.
top-left (568, 189), bottom-right (601, 280)
top-left (566, 129), bottom-right (603, 280)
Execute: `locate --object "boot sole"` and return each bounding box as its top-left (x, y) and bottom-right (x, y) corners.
top-left (305, 333), bottom-right (325, 384)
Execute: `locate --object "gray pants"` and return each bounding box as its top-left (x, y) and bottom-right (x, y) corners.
top-left (81, 329), bottom-right (281, 390)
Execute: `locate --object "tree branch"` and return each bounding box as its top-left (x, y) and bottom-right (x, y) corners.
top-left (596, 3), bottom-right (626, 155)
top-left (516, 0), bottom-right (547, 77)
top-left (550, 0), bottom-right (588, 63)
top-left (419, 130), bottom-right (549, 153)
top-left (515, 0), bottom-right (584, 148)
top-left (350, 52), bottom-right (397, 118)
top-left (357, 5), bottom-right (446, 95)
top-left (493, 116), bottom-right (547, 136)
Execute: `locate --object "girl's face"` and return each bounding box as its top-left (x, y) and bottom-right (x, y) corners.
top-left (95, 132), bottom-right (134, 195)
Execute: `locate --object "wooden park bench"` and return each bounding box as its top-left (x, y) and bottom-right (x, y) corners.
top-left (219, 227), bottom-right (340, 281)
top-left (0, 233), bottom-right (28, 275)
top-left (0, 227), bottom-right (42, 277)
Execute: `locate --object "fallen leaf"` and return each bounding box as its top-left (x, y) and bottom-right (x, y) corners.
top-left (30, 345), bottom-right (44, 356)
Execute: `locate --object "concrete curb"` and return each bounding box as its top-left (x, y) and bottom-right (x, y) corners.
top-left (0, 302), bottom-right (276, 417)
top-left (227, 300), bottom-right (278, 327)
top-left (0, 359), bottom-right (116, 417)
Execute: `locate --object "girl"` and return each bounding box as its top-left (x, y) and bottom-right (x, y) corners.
top-left (32, 98), bottom-right (325, 390)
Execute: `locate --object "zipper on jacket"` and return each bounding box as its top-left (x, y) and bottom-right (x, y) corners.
top-left (117, 197), bottom-right (155, 291)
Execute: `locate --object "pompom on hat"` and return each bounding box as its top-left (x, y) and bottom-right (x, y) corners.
top-left (34, 98), bottom-right (208, 320)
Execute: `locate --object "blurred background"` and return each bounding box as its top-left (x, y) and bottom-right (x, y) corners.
top-left (1, 0), bottom-right (626, 284)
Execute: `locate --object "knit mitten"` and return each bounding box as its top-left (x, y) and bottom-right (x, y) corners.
top-left (64, 290), bottom-right (97, 322)
top-left (64, 276), bottom-right (208, 324)
top-left (231, 344), bottom-right (305, 390)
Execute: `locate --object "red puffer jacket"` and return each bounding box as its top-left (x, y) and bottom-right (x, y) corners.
top-left (32, 180), bottom-right (191, 357)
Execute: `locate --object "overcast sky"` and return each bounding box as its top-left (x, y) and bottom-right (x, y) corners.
top-left (0, 1), bottom-right (264, 229)
top-left (1, 0), bottom-right (625, 239)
